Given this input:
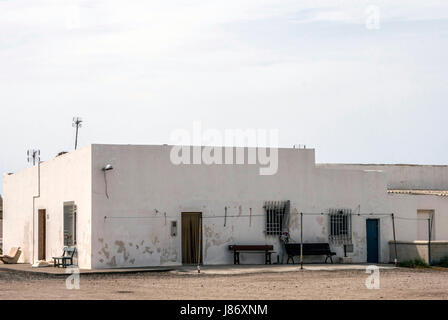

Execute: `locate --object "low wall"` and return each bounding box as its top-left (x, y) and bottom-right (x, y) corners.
top-left (389, 241), bottom-right (448, 264)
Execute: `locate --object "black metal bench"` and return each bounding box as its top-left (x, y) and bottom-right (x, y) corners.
top-left (53, 246), bottom-right (77, 268)
top-left (284, 243), bottom-right (336, 264)
top-left (229, 245), bottom-right (274, 265)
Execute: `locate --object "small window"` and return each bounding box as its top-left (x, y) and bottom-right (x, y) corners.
top-left (329, 208), bottom-right (352, 244)
top-left (264, 201), bottom-right (290, 235)
top-left (64, 202), bottom-right (77, 246)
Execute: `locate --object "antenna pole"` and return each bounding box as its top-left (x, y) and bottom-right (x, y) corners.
top-left (75, 124), bottom-right (79, 150)
top-left (72, 117), bottom-right (83, 150)
top-left (27, 149), bottom-right (40, 166)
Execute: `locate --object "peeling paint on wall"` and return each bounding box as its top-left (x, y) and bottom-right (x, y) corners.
top-left (115, 240), bottom-right (130, 261)
top-left (159, 247), bottom-right (178, 264)
top-left (143, 246), bottom-right (153, 255)
top-left (204, 224), bottom-right (233, 250)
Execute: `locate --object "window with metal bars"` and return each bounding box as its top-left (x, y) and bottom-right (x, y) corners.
top-left (329, 208), bottom-right (352, 244)
top-left (264, 201), bottom-right (290, 235)
top-left (64, 202), bottom-right (77, 246)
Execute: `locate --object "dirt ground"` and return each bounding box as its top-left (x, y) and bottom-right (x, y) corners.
top-left (0, 267), bottom-right (447, 300)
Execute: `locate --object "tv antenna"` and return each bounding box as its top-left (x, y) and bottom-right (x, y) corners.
top-left (72, 117), bottom-right (83, 150)
top-left (27, 149), bottom-right (40, 165)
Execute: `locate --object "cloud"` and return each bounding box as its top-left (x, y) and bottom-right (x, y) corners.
top-left (0, 0), bottom-right (447, 192)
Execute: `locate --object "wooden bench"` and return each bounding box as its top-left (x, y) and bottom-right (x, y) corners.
top-left (228, 245), bottom-right (274, 265)
top-left (53, 247), bottom-right (77, 268)
top-left (284, 243), bottom-right (336, 264)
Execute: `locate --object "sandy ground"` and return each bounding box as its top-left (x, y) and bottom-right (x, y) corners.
top-left (0, 267), bottom-right (447, 300)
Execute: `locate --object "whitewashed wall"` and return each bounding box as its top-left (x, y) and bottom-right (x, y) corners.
top-left (91, 144), bottom-right (390, 268)
top-left (4, 144), bottom-right (447, 269)
top-left (2, 146), bottom-right (92, 268)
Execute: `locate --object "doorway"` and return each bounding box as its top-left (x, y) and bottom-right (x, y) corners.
top-left (181, 212), bottom-right (202, 264)
top-left (38, 209), bottom-right (46, 260)
top-left (366, 219), bottom-right (379, 263)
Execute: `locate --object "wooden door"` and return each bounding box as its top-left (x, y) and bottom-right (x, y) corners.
top-left (38, 209), bottom-right (46, 260)
top-left (181, 212), bottom-right (202, 264)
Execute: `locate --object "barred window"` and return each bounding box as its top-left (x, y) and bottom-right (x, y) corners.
top-left (264, 201), bottom-right (290, 235)
top-left (64, 202), bottom-right (77, 246)
top-left (329, 208), bottom-right (352, 244)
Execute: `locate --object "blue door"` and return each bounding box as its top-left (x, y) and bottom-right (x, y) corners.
top-left (366, 219), bottom-right (379, 263)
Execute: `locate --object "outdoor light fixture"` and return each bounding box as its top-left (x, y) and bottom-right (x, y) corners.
top-left (102, 164), bottom-right (113, 171)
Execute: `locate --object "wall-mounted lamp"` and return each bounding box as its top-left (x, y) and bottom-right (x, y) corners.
top-left (102, 164), bottom-right (113, 198)
top-left (102, 164), bottom-right (113, 171)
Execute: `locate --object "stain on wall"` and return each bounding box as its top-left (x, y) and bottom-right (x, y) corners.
top-left (115, 240), bottom-right (130, 261)
top-left (96, 236), bottom-right (177, 267)
top-left (159, 247), bottom-right (178, 264)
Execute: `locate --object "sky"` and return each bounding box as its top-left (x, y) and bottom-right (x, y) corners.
top-left (1, 0), bottom-right (447, 193)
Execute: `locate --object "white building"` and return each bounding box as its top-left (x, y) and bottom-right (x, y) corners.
top-left (3, 144), bottom-right (448, 269)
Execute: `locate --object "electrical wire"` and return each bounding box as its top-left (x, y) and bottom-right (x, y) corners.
top-left (104, 214), bottom-right (266, 219)
top-left (103, 210), bottom-right (417, 221)
top-left (393, 217), bottom-right (429, 221)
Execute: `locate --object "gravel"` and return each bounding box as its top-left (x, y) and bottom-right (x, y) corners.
top-left (0, 268), bottom-right (447, 300)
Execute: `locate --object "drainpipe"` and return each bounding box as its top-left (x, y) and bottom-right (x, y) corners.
top-left (32, 161), bottom-right (41, 264)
